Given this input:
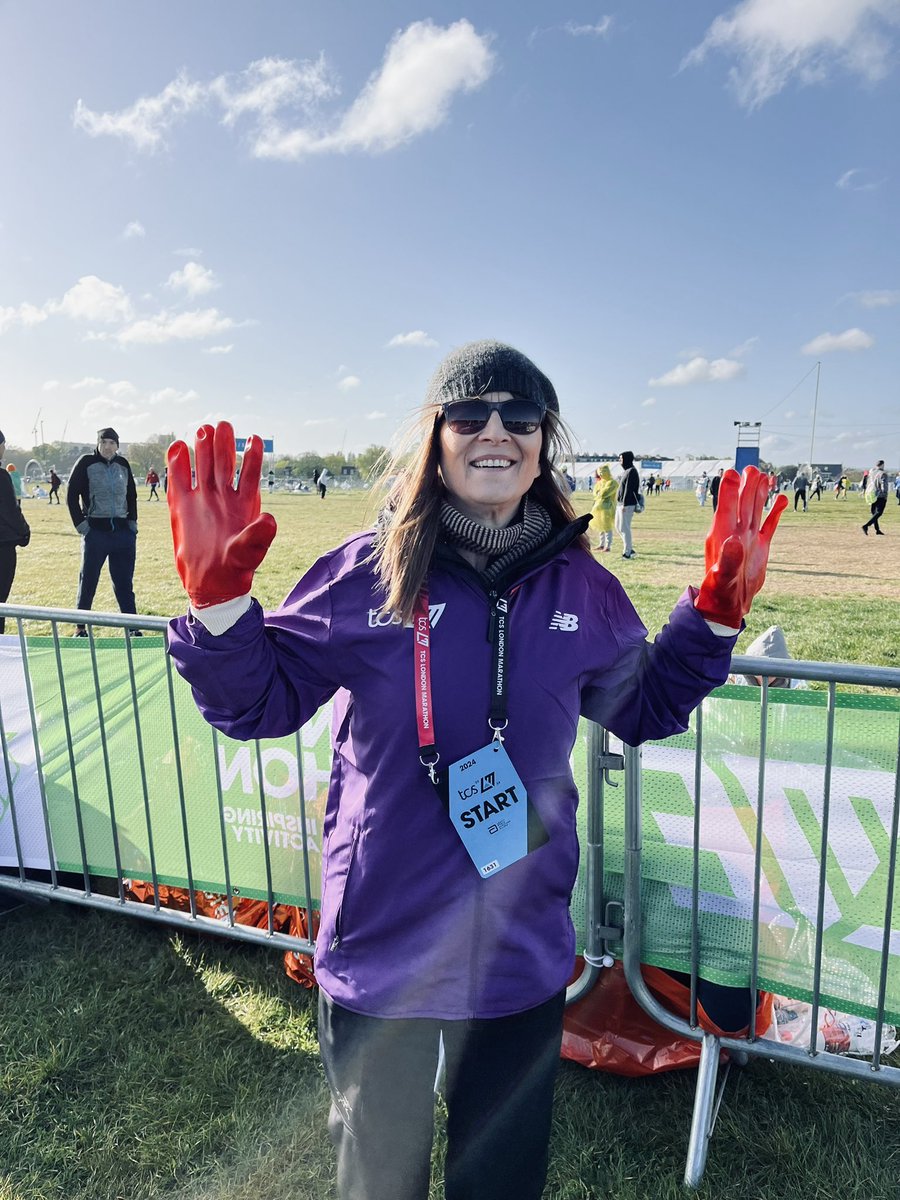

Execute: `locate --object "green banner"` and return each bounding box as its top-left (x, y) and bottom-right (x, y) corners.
top-left (2, 641), bottom-right (899, 1021)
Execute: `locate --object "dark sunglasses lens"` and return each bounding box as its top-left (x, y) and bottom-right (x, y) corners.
top-left (444, 400), bottom-right (489, 434)
top-left (501, 399), bottom-right (544, 433)
top-left (444, 398), bottom-right (544, 434)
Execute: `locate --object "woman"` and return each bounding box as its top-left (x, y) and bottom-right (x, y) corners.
top-left (165, 341), bottom-right (785, 1200)
top-left (590, 463), bottom-right (617, 552)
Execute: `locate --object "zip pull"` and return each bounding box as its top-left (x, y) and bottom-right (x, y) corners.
top-left (487, 589), bottom-right (499, 643)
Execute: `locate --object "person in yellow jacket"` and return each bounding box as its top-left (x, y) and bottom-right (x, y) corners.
top-left (590, 464), bottom-right (618, 552)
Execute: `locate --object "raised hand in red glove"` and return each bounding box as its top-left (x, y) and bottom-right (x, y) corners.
top-left (167, 421), bottom-right (277, 608)
top-left (694, 465), bottom-right (787, 629)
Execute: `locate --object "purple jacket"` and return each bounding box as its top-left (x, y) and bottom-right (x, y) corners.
top-left (168, 525), bottom-right (737, 1020)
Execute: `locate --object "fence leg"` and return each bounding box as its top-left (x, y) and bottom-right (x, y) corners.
top-left (684, 1033), bottom-right (720, 1188)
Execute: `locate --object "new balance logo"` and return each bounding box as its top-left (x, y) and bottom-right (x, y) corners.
top-left (549, 611), bottom-right (579, 632)
top-left (367, 603), bottom-right (446, 629)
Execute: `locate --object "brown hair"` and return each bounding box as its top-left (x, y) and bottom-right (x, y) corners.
top-left (372, 407), bottom-right (589, 624)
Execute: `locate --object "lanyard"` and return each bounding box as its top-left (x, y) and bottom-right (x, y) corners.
top-left (413, 589), bottom-right (511, 781)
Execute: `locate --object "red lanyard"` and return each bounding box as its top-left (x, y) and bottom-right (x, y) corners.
top-left (413, 592), bottom-right (438, 777)
top-left (413, 588), bottom-right (512, 782)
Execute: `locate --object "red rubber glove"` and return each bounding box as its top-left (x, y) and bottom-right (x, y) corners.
top-left (694, 466), bottom-right (788, 628)
top-left (167, 421), bottom-right (277, 608)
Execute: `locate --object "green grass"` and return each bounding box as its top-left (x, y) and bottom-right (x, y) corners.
top-left (2, 485), bottom-right (900, 1198)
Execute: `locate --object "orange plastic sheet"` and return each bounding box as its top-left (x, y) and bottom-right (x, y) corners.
top-left (125, 880), bottom-right (319, 989)
top-left (561, 956), bottom-right (774, 1076)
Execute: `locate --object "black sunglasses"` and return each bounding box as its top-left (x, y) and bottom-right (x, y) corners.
top-left (441, 396), bottom-right (546, 436)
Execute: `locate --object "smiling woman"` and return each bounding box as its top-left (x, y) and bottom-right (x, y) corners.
top-left (163, 339), bottom-right (786, 1200)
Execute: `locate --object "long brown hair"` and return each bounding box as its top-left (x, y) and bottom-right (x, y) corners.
top-left (372, 407), bottom-right (589, 624)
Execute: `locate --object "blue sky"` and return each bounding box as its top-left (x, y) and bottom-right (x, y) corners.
top-left (1, 0), bottom-right (898, 468)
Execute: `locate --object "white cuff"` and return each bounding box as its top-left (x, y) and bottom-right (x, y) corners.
top-left (704, 618), bottom-right (741, 637)
top-left (190, 593), bottom-right (252, 635)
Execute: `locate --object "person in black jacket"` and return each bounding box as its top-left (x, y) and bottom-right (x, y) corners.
top-left (615, 449), bottom-right (640, 558)
top-left (0, 430), bottom-right (31, 633)
top-left (66, 427), bottom-right (140, 636)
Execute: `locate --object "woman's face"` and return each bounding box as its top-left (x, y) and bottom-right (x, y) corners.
top-left (438, 391), bottom-right (543, 527)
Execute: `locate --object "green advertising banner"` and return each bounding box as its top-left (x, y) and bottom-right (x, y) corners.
top-left (1, 640), bottom-right (898, 1021)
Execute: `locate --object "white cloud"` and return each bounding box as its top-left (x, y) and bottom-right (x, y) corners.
top-left (72, 376), bottom-right (106, 390)
top-left (73, 72), bottom-right (206, 151)
top-left (641, 397), bottom-right (657, 407)
top-left (728, 335), bottom-right (759, 357)
top-left (148, 387), bottom-right (199, 406)
top-left (836, 167), bottom-right (881, 190)
top-left (80, 394), bottom-right (140, 419)
top-left (123, 220), bottom-right (146, 239)
top-left (304, 417), bottom-right (337, 426)
top-left (42, 380), bottom-right (60, 391)
top-left (648, 356), bottom-right (745, 386)
top-left (51, 275), bottom-right (134, 323)
top-left (338, 375), bottom-right (361, 391)
top-left (210, 55), bottom-right (338, 126)
top-left (683, 0), bottom-right (900, 110)
top-left (203, 343), bottom-right (234, 354)
top-left (0, 302), bottom-right (49, 334)
top-left (173, 246), bottom-right (203, 258)
top-left (166, 260), bottom-right (219, 296)
top-left (366, 410), bottom-right (387, 419)
top-left (801, 327), bottom-right (875, 354)
top-left (116, 308), bottom-right (236, 345)
top-left (73, 22), bottom-right (495, 162)
top-left (847, 288), bottom-right (900, 307)
top-left (387, 330), bottom-right (438, 348)
top-left (108, 380), bottom-right (137, 397)
top-left (564, 18), bottom-right (613, 38)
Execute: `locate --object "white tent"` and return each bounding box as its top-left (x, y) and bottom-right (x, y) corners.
top-left (564, 459), bottom-right (735, 492)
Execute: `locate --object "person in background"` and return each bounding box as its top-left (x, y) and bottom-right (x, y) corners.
top-left (695, 472), bottom-right (709, 507)
top-left (809, 472), bottom-right (823, 501)
top-left (164, 339), bottom-right (786, 1200)
top-left (709, 468), bottom-right (724, 513)
top-left (615, 449), bottom-right (640, 558)
top-left (6, 463), bottom-right (24, 506)
top-left (48, 466), bottom-right (62, 504)
top-left (317, 466), bottom-right (330, 499)
top-left (894, 471), bottom-right (900, 505)
top-left (0, 431), bottom-right (31, 633)
top-left (146, 466), bottom-right (161, 500)
top-left (834, 473), bottom-right (848, 500)
top-left (792, 470), bottom-right (808, 512)
top-left (590, 463), bottom-right (617, 553)
top-left (861, 460), bottom-right (888, 537)
top-left (66, 427), bottom-right (141, 637)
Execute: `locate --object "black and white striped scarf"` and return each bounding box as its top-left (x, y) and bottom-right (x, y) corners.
top-left (439, 496), bottom-right (552, 582)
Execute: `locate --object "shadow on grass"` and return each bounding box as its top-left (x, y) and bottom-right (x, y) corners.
top-left (0, 902), bottom-right (336, 1200)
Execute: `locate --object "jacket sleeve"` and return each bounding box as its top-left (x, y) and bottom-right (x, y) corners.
top-left (580, 578), bottom-right (738, 746)
top-left (67, 456), bottom-right (89, 527)
top-left (0, 472), bottom-right (29, 543)
top-left (166, 553), bottom-right (343, 742)
top-left (125, 460), bottom-right (138, 521)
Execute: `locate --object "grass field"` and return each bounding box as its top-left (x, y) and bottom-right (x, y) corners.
top-left (2, 482), bottom-right (900, 1200)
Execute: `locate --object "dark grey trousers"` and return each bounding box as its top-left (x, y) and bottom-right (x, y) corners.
top-left (318, 988), bottom-right (566, 1200)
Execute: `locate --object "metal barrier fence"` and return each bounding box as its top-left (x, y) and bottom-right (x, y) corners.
top-left (2, 603), bottom-right (899, 1188)
top-left (613, 654), bottom-right (900, 1187)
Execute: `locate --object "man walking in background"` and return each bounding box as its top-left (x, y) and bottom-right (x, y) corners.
top-left (67, 427), bottom-right (141, 636)
top-left (48, 467), bottom-right (62, 504)
top-left (710, 468), bottom-right (724, 513)
top-left (146, 466), bottom-right (161, 500)
top-left (862, 460), bottom-right (888, 537)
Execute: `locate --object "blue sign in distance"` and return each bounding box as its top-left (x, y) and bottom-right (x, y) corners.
top-left (234, 437), bottom-right (274, 453)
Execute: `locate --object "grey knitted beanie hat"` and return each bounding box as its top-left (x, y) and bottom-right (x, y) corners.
top-left (425, 340), bottom-right (559, 415)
